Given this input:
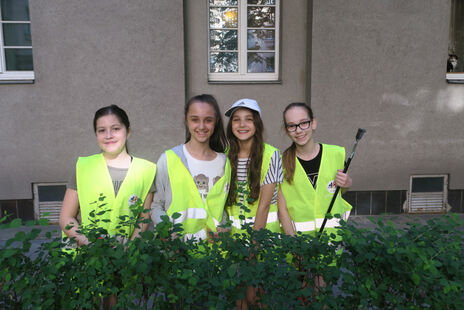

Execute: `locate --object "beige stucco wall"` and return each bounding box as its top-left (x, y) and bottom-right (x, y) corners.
top-left (311, 0), bottom-right (464, 190)
top-left (0, 0), bottom-right (185, 199)
top-left (2, 0), bottom-right (463, 200)
top-left (184, 0), bottom-right (310, 152)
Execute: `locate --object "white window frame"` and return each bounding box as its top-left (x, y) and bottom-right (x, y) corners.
top-left (208, 0), bottom-right (280, 82)
top-left (0, 1), bottom-right (34, 83)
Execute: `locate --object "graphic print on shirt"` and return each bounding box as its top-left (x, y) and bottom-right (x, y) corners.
top-left (307, 172), bottom-right (319, 188)
top-left (194, 173), bottom-right (209, 200)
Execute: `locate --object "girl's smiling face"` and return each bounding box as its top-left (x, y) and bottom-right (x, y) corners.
top-left (185, 101), bottom-right (217, 144)
top-left (231, 108), bottom-right (256, 143)
top-left (95, 114), bottom-right (130, 156)
top-left (284, 106), bottom-right (317, 147)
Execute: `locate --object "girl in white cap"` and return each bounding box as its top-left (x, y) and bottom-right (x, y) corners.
top-left (224, 98), bottom-right (286, 309)
top-left (224, 98), bottom-right (283, 235)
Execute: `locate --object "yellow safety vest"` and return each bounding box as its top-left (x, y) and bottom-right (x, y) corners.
top-left (165, 150), bottom-right (231, 241)
top-left (280, 144), bottom-right (351, 237)
top-left (226, 143), bottom-right (281, 235)
top-left (76, 153), bottom-right (156, 237)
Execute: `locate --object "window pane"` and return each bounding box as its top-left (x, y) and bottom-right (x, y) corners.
top-left (209, 0), bottom-right (238, 5)
top-left (247, 0), bottom-right (275, 5)
top-left (247, 30), bottom-right (274, 50)
top-left (210, 30), bottom-right (238, 50)
top-left (1, 0), bottom-right (30, 21)
top-left (209, 7), bottom-right (238, 28)
top-left (210, 52), bottom-right (238, 73)
top-left (5, 48), bottom-right (33, 70)
top-left (247, 6), bottom-right (275, 28)
top-left (2, 24), bottom-right (32, 46)
top-left (247, 52), bottom-right (274, 73)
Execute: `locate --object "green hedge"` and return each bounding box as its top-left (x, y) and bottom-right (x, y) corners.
top-left (1, 213), bottom-right (463, 309)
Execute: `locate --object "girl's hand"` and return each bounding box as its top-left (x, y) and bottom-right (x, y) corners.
top-left (335, 169), bottom-right (352, 189)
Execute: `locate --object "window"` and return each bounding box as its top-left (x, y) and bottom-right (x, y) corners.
top-left (447, 0), bottom-right (464, 83)
top-left (208, 0), bottom-right (279, 82)
top-left (0, 0), bottom-right (34, 83)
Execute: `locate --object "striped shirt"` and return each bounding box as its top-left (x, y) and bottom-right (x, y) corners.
top-left (236, 150), bottom-right (283, 205)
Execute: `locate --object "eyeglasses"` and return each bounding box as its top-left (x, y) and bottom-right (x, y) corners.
top-left (286, 120), bottom-right (311, 132)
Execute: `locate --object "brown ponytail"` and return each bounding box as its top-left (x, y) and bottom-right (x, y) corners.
top-left (282, 142), bottom-right (297, 184)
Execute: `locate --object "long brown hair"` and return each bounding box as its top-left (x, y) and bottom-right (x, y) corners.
top-left (184, 94), bottom-right (227, 153)
top-left (226, 108), bottom-right (264, 206)
top-left (282, 102), bottom-right (314, 184)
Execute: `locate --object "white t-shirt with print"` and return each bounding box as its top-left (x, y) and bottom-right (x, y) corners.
top-left (183, 145), bottom-right (227, 201)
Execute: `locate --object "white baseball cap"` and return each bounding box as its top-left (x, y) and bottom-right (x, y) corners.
top-left (224, 98), bottom-right (261, 117)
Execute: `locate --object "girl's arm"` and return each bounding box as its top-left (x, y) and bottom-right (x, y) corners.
top-left (59, 188), bottom-right (89, 246)
top-left (336, 169), bottom-right (353, 194)
top-left (277, 188), bottom-right (295, 236)
top-left (151, 153), bottom-right (170, 225)
top-left (253, 183), bottom-right (275, 231)
top-left (130, 192), bottom-right (154, 240)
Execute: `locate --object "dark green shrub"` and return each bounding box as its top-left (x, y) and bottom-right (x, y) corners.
top-left (1, 211), bottom-right (463, 309)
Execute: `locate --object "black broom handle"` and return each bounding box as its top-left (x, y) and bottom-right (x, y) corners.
top-left (319, 128), bottom-right (366, 235)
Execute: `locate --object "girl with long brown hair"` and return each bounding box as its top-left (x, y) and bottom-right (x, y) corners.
top-left (151, 94), bottom-right (230, 241)
top-left (224, 98), bottom-right (285, 309)
top-left (278, 102), bottom-right (353, 237)
top-left (224, 98), bottom-right (283, 235)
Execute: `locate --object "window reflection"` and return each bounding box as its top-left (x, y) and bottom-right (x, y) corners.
top-left (210, 30), bottom-right (238, 50)
top-left (5, 48), bottom-right (33, 71)
top-left (210, 7), bottom-right (238, 28)
top-left (247, 0), bottom-right (275, 5)
top-left (209, 0), bottom-right (238, 6)
top-left (247, 30), bottom-right (274, 50)
top-left (247, 52), bottom-right (274, 73)
top-left (210, 52), bottom-right (238, 73)
top-left (247, 6), bottom-right (275, 28)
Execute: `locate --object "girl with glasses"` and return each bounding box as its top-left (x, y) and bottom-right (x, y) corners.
top-left (278, 102), bottom-right (352, 237)
top-left (278, 102), bottom-right (353, 298)
top-left (151, 94), bottom-right (229, 241)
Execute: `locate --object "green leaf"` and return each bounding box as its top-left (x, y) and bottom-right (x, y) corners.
top-left (227, 263), bottom-right (238, 277)
top-left (188, 276), bottom-right (198, 286)
top-left (38, 218), bottom-right (49, 226)
top-left (9, 218), bottom-right (22, 228)
top-left (411, 273), bottom-right (420, 285)
top-left (171, 212), bottom-right (181, 220)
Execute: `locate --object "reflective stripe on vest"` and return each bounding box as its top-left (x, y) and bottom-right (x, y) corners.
top-left (281, 144), bottom-right (352, 236)
top-left (183, 229), bottom-right (207, 241)
top-left (165, 149), bottom-right (230, 240)
top-left (226, 143), bottom-right (281, 234)
top-left (172, 208), bottom-right (208, 224)
top-left (76, 153), bottom-right (156, 237)
top-left (230, 211), bottom-right (278, 229)
top-left (294, 210), bottom-right (351, 232)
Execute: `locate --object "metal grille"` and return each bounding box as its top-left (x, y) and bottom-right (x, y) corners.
top-left (33, 183), bottom-right (66, 224)
top-left (37, 201), bottom-right (62, 223)
top-left (409, 192), bottom-right (446, 213)
top-left (407, 175), bottom-right (448, 214)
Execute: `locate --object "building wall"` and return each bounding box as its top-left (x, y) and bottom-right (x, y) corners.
top-left (0, 0), bottom-right (185, 199)
top-left (184, 0), bottom-right (310, 152)
top-left (312, 0), bottom-right (464, 191)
